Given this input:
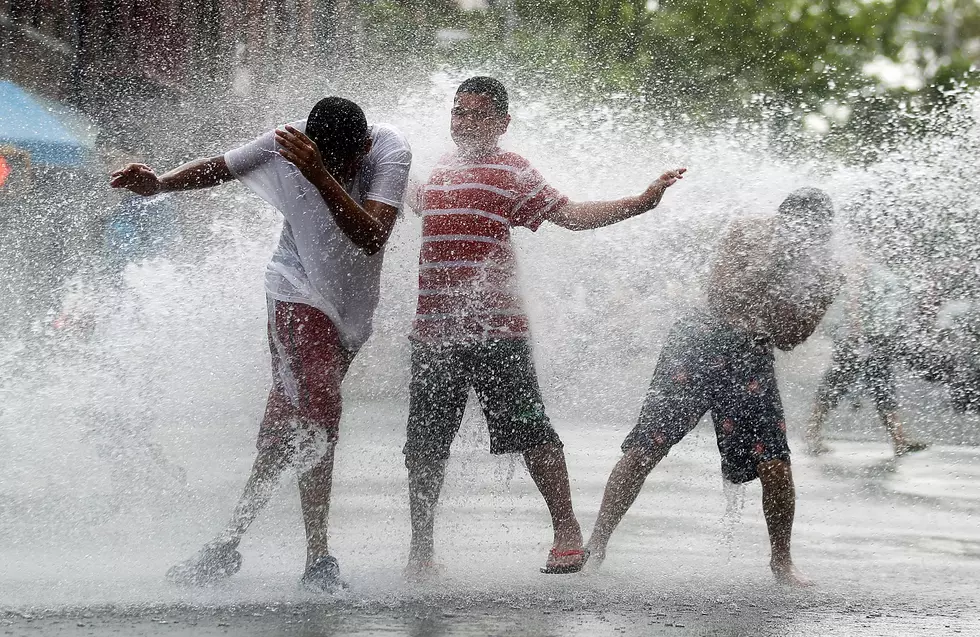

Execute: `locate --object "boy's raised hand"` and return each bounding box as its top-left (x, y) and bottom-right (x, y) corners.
top-left (642, 167), bottom-right (687, 209)
top-left (275, 125), bottom-right (328, 184)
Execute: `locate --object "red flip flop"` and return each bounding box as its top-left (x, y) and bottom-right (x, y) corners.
top-left (540, 547), bottom-right (589, 574)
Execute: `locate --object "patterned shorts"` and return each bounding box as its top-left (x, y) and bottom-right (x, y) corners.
top-left (622, 309), bottom-right (791, 483)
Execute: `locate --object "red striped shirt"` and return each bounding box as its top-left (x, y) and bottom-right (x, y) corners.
top-left (412, 149), bottom-right (568, 342)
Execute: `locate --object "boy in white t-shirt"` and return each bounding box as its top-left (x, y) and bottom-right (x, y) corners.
top-left (110, 97), bottom-right (412, 591)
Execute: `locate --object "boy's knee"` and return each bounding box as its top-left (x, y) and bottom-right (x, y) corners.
top-left (290, 425), bottom-right (336, 473)
top-left (624, 446), bottom-right (665, 475)
top-left (405, 452), bottom-right (448, 475)
top-left (522, 440), bottom-right (562, 460)
top-left (757, 458), bottom-right (792, 482)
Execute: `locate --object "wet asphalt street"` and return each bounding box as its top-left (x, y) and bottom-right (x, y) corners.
top-left (2, 402), bottom-right (978, 636)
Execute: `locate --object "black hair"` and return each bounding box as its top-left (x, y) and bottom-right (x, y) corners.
top-left (456, 76), bottom-right (509, 115)
top-left (777, 187), bottom-right (834, 226)
top-left (305, 97), bottom-right (369, 167)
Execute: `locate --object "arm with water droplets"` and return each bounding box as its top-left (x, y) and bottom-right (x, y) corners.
top-left (109, 156), bottom-right (234, 196)
top-left (275, 125), bottom-right (404, 256)
top-left (546, 167), bottom-right (687, 230)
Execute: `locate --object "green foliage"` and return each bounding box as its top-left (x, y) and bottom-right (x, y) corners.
top-left (501, 0), bottom-right (965, 98)
top-left (479, 0), bottom-right (977, 154)
top-left (359, 0), bottom-right (462, 55)
top-left (356, 0), bottom-right (980, 158)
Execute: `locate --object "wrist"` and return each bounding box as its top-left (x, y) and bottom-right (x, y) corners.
top-left (633, 195), bottom-right (651, 213)
top-left (637, 188), bottom-right (659, 211)
top-left (313, 167), bottom-right (340, 193)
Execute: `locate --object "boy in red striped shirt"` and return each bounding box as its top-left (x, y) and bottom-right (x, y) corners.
top-left (404, 76), bottom-right (685, 576)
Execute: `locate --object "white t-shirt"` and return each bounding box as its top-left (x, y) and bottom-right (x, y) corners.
top-left (225, 121), bottom-right (411, 350)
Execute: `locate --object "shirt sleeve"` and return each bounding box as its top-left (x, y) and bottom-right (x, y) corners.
top-left (223, 129), bottom-right (278, 179)
top-left (510, 165), bottom-right (569, 231)
top-left (223, 121), bottom-right (307, 214)
top-left (364, 126), bottom-right (412, 209)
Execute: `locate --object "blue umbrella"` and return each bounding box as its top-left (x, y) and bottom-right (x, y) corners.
top-left (0, 80), bottom-right (91, 167)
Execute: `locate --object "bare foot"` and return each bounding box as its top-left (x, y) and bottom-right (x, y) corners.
top-left (555, 520), bottom-right (584, 552)
top-left (771, 560), bottom-right (814, 588)
top-left (805, 437), bottom-right (831, 456)
top-left (403, 558), bottom-right (443, 583)
top-left (582, 544), bottom-right (605, 573)
top-left (895, 440), bottom-right (928, 457)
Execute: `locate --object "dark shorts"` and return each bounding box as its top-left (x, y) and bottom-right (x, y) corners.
top-left (816, 333), bottom-right (898, 413)
top-left (403, 338), bottom-right (562, 462)
top-left (258, 299), bottom-right (355, 453)
top-left (622, 310), bottom-right (790, 484)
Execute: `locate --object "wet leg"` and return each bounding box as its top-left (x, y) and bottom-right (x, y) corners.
top-left (406, 455), bottom-right (449, 577)
top-left (585, 447), bottom-right (662, 569)
top-left (298, 442), bottom-right (336, 570)
top-left (880, 410), bottom-right (927, 456)
top-left (402, 342), bottom-right (465, 578)
top-left (218, 443), bottom-right (291, 547)
top-left (164, 439), bottom-right (289, 581)
top-left (804, 401), bottom-right (831, 455)
top-left (757, 458), bottom-right (811, 587)
top-left (807, 343), bottom-right (861, 456)
top-left (165, 442), bottom-right (289, 586)
top-left (524, 443), bottom-right (583, 569)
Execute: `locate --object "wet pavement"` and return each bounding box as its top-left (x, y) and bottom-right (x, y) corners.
top-left (1, 593), bottom-right (975, 636)
top-left (2, 401), bottom-right (979, 635)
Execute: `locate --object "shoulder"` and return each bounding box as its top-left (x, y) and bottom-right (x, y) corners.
top-left (369, 123), bottom-right (412, 157)
top-left (229, 120), bottom-right (288, 153)
top-left (485, 152), bottom-right (544, 189)
top-left (494, 151), bottom-right (534, 173)
top-left (435, 150), bottom-right (457, 166)
top-left (723, 215), bottom-right (774, 245)
top-left (225, 123), bottom-right (294, 176)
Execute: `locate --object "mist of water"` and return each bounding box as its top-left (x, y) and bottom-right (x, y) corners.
top-left (1, 65), bottom-right (979, 614)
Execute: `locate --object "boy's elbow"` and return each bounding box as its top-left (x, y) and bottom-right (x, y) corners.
top-left (562, 216), bottom-right (596, 231)
top-left (550, 206), bottom-right (590, 231)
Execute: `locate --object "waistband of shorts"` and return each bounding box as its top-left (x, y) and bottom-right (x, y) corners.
top-left (694, 307), bottom-right (773, 344)
top-left (409, 333), bottom-right (530, 345)
top-left (409, 334), bottom-right (531, 351)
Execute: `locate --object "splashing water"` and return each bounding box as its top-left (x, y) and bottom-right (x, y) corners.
top-left (1, 68), bottom-right (979, 633)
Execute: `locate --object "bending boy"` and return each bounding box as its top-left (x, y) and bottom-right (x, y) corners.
top-left (110, 97), bottom-right (411, 590)
top-left (586, 188), bottom-right (842, 586)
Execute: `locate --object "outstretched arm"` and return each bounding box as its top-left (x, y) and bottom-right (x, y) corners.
top-left (109, 156), bottom-right (234, 196)
top-left (547, 168), bottom-right (686, 231)
top-left (275, 125), bottom-right (398, 256)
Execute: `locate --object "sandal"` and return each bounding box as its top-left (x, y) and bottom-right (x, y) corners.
top-left (540, 547), bottom-right (588, 574)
